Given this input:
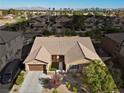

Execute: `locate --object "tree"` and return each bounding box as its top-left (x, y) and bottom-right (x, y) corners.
top-left (84, 60), bottom-right (119, 93)
top-left (64, 28), bottom-right (76, 36)
top-left (42, 30), bottom-right (52, 36)
top-left (106, 62), bottom-right (123, 89)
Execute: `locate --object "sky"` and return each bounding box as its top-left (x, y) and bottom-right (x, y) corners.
top-left (0, 0), bottom-right (124, 9)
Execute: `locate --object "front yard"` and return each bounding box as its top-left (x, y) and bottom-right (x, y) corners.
top-left (40, 71), bottom-right (89, 93)
top-left (40, 60), bottom-right (121, 93)
top-left (10, 60), bottom-right (121, 93)
top-left (10, 71), bottom-right (25, 93)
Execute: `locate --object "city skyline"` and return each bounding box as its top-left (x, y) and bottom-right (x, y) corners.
top-left (0, 0), bottom-right (124, 9)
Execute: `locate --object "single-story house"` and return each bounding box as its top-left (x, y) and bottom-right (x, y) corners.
top-left (24, 36), bottom-right (101, 72)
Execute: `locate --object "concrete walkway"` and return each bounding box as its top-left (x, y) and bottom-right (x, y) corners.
top-left (19, 71), bottom-right (48, 93)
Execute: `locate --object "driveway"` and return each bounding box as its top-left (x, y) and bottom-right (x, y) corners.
top-left (19, 71), bottom-right (49, 93)
top-left (0, 84), bottom-right (9, 93)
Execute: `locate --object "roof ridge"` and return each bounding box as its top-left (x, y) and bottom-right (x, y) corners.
top-left (24, 46), bottom-right (41, 63)
top-left (34, 45), bottom-right (51, 63)
top-left (34, 46), bottom-right (42, 59)
top-left (64, 41), bottom-right (77, 55)
top-left (78, 42), bottom-right (101, 61)
top-left (77, 41), bottom-right (86, 58)
top-left (40, 45), bottom-right (51, 55)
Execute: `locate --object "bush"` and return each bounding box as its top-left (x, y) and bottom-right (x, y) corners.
top-left (50, 62), bottom-right (59, 71)
top-left (84, 60), bottom-right (119, 93)
top-left (50, 68), bottom-right (57, 71)
top-left (71, 73), bottom-right (77, 78)
top-left (15, 72), bottom-right (24, 85)
top-left (13, 88), bottom-right (17, 92)
top-left (52, 88), bottom-right (58, 93)
top-left (66, 82), bottom-right (71, 89)
top-left (73, 87), bottom-right (78, 93)
top-left (64, 28), bottom-right (76, 36)
top-left (42, 30), bottom-right (52, 36)
top-left (20, 72), bottom-right (24, 76)
top-left (42, 78), bottom-right (49, 84)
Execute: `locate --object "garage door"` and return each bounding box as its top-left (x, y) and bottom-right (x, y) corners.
top-left (28, 64), bottom-right (44, 71)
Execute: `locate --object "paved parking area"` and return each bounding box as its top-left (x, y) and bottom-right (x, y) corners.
top-left (0, 86), bottom-right (9, 93)
top-left (19, 71), bottom-right (49, 93)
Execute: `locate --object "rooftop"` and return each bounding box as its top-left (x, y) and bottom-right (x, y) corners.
top-left (0, 31), bottom-right (21, 44)
top-left (24, 36), bottom-right (101, 64)
top-left (105, 33), bottom-right (124, 43)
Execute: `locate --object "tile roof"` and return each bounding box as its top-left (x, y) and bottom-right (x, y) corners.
top-left (24, 36), bottom-right (101, 64)
top-left (105, 33), bottom-right (124, 44)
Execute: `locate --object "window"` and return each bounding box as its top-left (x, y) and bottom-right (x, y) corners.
top-left (70, 65), bottom-right (79, 69)
top-left (52, 55), bottom-right (64, 62)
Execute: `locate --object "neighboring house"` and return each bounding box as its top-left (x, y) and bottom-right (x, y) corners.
top-left (101, 33), bottom-right (124, 67)
top-left (3, 14), bottom-right (15, 19)
top-left (24, 36), bottom-right (101, 72)
top-left (0, 31), bottom-right (24, 71)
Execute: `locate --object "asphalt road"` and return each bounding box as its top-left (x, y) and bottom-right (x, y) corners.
top-left (0, 83), bottom-right (10, 93)
top-left (0, 59), bottom-right (22, 93)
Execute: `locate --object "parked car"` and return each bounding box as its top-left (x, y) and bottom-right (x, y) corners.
top-left (0, 59), bottom-right (21, 84)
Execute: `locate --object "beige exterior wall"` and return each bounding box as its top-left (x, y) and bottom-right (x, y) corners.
top-left (66, 58), bottom-right (90, 71)
top-left (25, 60), bottom-right (44, 71)
top-left (25, 58), bottom-right (90, 72)
top-left (25, 60), bottom-right (52, 71)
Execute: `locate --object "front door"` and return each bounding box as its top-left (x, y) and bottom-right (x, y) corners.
top-left (59, 62), bottom-right (63, 70)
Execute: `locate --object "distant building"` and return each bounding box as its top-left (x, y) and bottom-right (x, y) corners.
top-left (101, 33), bottom-right (124, 67)
top-left (3, 14), bottom-right (15, 19)
top-left (0, 31), bottom-right (24, 71)
top-left (0, 11), bottom-right (2, 16)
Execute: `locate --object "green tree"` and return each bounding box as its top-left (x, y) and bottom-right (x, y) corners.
top-left (84, 60), bottom-right (119, 93)
top-left (107, 62), bottom-right (123, 89)
top-left (64, 28), bottom-right (76, 36)
top-left (42, 30), bottom-right (52, 36)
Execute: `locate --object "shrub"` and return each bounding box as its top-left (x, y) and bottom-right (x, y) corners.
top-left (52, 88), bottom-right (58, 93)
top-left (13, 88), bottom-right (17, 92)
top-left (42, 30), bottom-right (52, 36)
top-left (73, 87), bottom-right (78, 93)
top-left (66, 82), bottom-right (71, 89)
top-left (50, 68), bottom-right (57, 71)
top-left (15, 72), bottom-right (24, 85)
top-left (84, 60), bottom-right (119, 93)
top-left (20, 72), bottom-right (24, 76)
top-left (42, 78), bottom-right (49, 84)
top-left (72, 73), bottom-right (77, 78)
